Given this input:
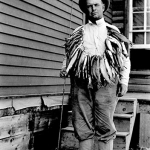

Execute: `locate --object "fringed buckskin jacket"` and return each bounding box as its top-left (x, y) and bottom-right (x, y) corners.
top-left (62, 20), bottom-right (131, 88)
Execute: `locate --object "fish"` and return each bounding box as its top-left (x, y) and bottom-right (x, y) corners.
top-left (66, 50), bottom-right (79, 74)
top-left (105, 38), bottom-right (115, 53)
top-left (99, 58), bottom-right (112, 84)
top-left (104, 54), bottom-right (113, 80)
top-left (108, 36), bottom-right (122, 53)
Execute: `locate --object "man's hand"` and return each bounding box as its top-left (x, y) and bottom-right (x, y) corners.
top-left (60, 68), bottom-right (67, 78)
top-left (117, 83), bottom-right (128, 97)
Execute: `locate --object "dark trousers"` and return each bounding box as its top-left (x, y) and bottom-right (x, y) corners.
top-left (71, 79), bottom-right (118, 150)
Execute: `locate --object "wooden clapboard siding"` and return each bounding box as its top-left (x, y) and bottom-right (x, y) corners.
top-left (0, 44), bottom-right (63, 62)
top-left (0, 54), bottom-right (61, 69)
top-left (0, 0), bottom-right (81, 31)
top-left (0, 34), bottom-right (64, 54)
top-left (112, 0), bottom-right (125, 33)
top-left (104, 0), bottom-right (113, 24)
top-left (0, 65), bottom-right (59, 77)
top-left (0, 24), bottom-right (65, 46)
top-left (0, 14), bottom-right (67, 42)
top-left (0, 0), bottom-right (84, 97)
top-left (0, 76), bottom-right (70, 86)
top-left (0, 85), bottom-right (71, 96)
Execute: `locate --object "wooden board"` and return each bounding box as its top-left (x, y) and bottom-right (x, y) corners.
top-left (139, 113), bottom-right (150, 148)
top-left (0, 85), bottom-right (70, 97)
top-left (0, 65), bottom-right (60, 77)
top-left (0, 76), bottom-right (70, 86)
top-left (0, 53), bottom-right (61, 69)
top-left (0, 114), bottom-right (29, 139)
top-left (0, 133), bottom-right (31, 150)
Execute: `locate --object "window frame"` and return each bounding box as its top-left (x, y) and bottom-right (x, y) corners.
top-left (129, 0), bottom-right (150, 49)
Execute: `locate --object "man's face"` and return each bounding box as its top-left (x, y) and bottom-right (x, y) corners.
top-left (86, 0), bottom-right (105, 21)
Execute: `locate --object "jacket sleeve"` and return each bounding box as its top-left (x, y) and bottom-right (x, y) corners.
top-left (119, 43), bottom-right (131, 86)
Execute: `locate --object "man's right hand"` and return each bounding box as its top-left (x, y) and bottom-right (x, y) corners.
top-left (60, 68), bottom-right (67, 78)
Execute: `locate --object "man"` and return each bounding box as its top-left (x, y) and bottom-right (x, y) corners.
top-left (60, 0), bottom-right (131, 150)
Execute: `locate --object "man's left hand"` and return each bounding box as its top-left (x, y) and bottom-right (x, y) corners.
top-left (117, 83), bottom-right (128, 97)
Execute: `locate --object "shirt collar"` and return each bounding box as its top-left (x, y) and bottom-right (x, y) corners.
top-left (88, 18), bottom-right (106, 26)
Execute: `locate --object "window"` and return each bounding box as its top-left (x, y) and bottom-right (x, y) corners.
top-left (129, 0), bottom-right (150, 49)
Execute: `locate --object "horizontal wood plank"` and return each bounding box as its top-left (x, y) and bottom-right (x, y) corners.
top-left (131, 71), bottom-right (150, 76)
top-left (0, 34), bottom-right (65, 54)
top-left (113, 11), bottom-right (124, 16)
top-left (113, 17), bottom-right (124, 23)
top-left (139, 113), bottom-right (150, 147)
top-left (0, 24), bottom-right (65, 46)
top-left (0, 54), bottom-right (61, 69)
top-left (0, 0), bottom-right (81, 29)
top-left (0, 13), bottom-right (68, 40)
top-left (21, 0), bottom-right (82, 25)
top-left (0, 76), bottom-right (70, 86)
top-left (0, 114), bottom-right (29, 139)
top-left (129, 78), bottom-right (150, 85)
top-left (0, 66), bottom-right (60, 77)
top-left (0, 85), bottom-right (71, 97)
top-left (0, 3), bottom-right (73, 34)
top-left (43, 0), bottom-right (82, 15)
top-left (129, 84), bottom-right (150, 93)
top-left (115, 100), bottom-right (134, 114)
top-left (0, 44), bottom-right (64, 61)
top-left (0, 133), bottom-right (31, 150)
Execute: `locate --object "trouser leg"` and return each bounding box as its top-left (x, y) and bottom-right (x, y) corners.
top-left (79, 139), bottom-right (94, 150)
top-left (71, 81), bottom-right (95, 150)
top-left (71, 85), bottom-right (94, 141)
top-left (98, 140), bottom-right (113, 150)
top-left (71, 79), bottom-right (118, 150)
top-left (94, 84), bottom-right (118, 150)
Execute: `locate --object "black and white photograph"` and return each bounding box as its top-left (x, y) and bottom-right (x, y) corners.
top-left (0, 0), bottom-right (149, 150)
